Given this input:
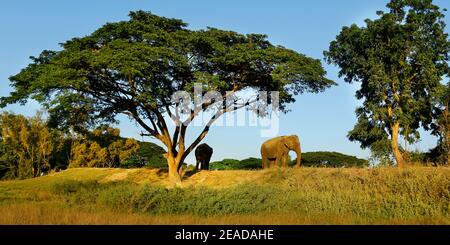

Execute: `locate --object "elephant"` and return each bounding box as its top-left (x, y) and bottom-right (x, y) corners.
top-left (195, 143), bottom-right (213, 170)
top-left (260, 135), bottom-right (301, 168)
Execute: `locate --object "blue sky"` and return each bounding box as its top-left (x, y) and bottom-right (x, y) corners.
top-left (1, 0), bottom-right (449, 164)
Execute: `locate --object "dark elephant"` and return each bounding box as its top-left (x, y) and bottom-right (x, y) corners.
top-left (195, 143), bottom-right (213, 170)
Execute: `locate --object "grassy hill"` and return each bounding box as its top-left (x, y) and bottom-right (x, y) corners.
top-left (0, 167), bottom-right (449, 224)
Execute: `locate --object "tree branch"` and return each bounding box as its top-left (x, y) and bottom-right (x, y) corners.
top-left (178, 98), bottom-right (255, 169)
top-left (124, 111), bottom-right (159, 137)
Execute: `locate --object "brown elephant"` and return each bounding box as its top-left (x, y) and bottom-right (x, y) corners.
top-left (260, 135), bottom-right (301, 168)
top-left (195, 143), bottom-right (213, 170)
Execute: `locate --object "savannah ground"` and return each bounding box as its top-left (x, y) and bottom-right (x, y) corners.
top-left (0, 167), bottom-right (449, 224)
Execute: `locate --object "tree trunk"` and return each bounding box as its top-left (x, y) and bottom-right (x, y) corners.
top-left (166, 155), bottom-right (182, 184)
top-left (391, 122), bottom-right (406, 168)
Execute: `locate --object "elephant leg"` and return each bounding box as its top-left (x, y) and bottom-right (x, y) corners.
top-left (268, 158), bottom-right (277, 168)
top-left (274, 155), bottom-right (281, 167)
top-left (205, 156), bottom-right (211, 170)
top-left (280, 156), bottom-right (286, 167)
top-left (195, 160), bottom-right (200, 171)
top-left (281, 153), bottom-right (288, 168)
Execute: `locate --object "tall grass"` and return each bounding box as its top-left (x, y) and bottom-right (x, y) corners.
top-left (45, 168), bottom-right (450, 222)
top-left (1, 167), bottom-right (449, 224)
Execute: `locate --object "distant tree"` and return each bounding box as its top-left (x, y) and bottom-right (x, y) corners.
top-left (210, 159), bottom-right (242, 170)
top-left (0, 112), bottom-right (53, 178)
top-left (0, 112), bottom-right (145, 179)
top-left (429, 82), bottom-right (450, 165)
top-left (2, 11), bottom-right (335, 182)
top-left (69, 141), bottom-right (105, 168)
top-left (209, 153), bottom-right (367, 170)
top-left (69, 126), bottom-right (140, 168)
top-left (325, 0), bottom-right (450, 167)
top-left (0, 130), bottom-right (19, 179)
top-left (292, 152), bottom-right (369, 168)
top-left (123, 141), bottom-right (167, 168)
top-left (50, 131), bottom-right (74, 171)
top-left (239, 157), bottom-right (263, 169)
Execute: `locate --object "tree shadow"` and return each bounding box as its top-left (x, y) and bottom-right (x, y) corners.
top-left (182, 169), bottom-right (200, 179)
top-left (155, 168), bottom-right (168, 177)
top-left (154, 168), bottom-right (201, 181)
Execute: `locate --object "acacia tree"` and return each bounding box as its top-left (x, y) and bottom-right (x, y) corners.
top-left (1, 11), bottom-right (335, 182)
top-left (324, 0), bottom-right (450, 167)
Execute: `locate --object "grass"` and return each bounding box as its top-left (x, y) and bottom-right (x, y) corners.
top-left (0, 167), bottom-right (449, 224)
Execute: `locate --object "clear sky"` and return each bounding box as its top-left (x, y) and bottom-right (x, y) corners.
top-left (1, 0), bottom-right (449, 164)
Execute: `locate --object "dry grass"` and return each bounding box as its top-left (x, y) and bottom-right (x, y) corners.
top-left (2, 166), bottom-right (448, 189)
top-left (0, 166), bottom-right (449, 224)
top-left (1, 203), bottom-right (447, 225)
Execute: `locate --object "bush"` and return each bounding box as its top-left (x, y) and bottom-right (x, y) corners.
top-left (210, 152), bottom-right (368, 170)
top-left (210, 158), bottom-right (261, 170)
top-left (292, 152), bottom-right (368, 168)
top-left (50, 179), bottom-right (100, 195)
top-left (239, 158), bottom-right (263, 169)
top-left (210, 159), bottom-right (241, 170)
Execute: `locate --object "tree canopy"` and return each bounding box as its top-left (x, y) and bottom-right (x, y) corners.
top-left (324, 0), bottom-right (450, 167)
top-left (1, 11), bottom-right (335, 182)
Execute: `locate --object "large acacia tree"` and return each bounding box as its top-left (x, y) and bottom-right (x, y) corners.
top-left (1, 11), bottom-right (335, 182)
top-left (325, 0), bottom-right (450, 167)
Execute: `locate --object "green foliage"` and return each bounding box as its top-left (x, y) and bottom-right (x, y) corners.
top-left (239, 157), bottom-right (263, 169)
top-left (210, 153), bottom-right (367, 170)
top-left (294, 152), bottom-right (369, 168)
top-left (122, 141), bottom-right (167, 168)
top-left (324, 0), bottom-right (450, 166)
top-left (408, 147), bottom-right (448, 166)
top-left (210, 158), bottom-right (262, 170)
top-left (50, 179), bottom-right (100, 195)
top-left (210, 159), bottom-right (241, 170)
top-left (429, 82), bottom-right (449, 165)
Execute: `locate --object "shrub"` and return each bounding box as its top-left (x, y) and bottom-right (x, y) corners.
top-left (210, 159), bottom-right (241, 170)
top-left (210, 152), bottom-right (368, 170)
top-left (292, 152), bottom-right (368, 168)
top-left (238, 158), bottom-right (263, 169)
top-left (50, 180), bottom-right (100, 195)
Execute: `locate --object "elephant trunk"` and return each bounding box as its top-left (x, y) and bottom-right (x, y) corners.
top-left (294, 144), bottom-right (301, 167)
